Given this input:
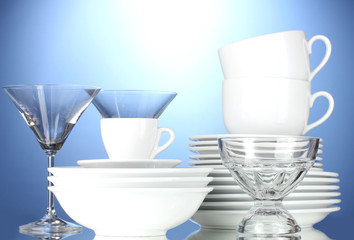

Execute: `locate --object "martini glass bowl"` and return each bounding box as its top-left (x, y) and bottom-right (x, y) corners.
top-left (92, 90), bottom-right (177, 118)
top-left (3, 84), bottom-right (100, 238)
top-left (218, 136), bottom-right (319, 237)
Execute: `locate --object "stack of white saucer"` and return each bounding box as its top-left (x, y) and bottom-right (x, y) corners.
top-left (188, 134), bottom-right (341, 230)
top-left (48, 160), bottom-right (214, 239)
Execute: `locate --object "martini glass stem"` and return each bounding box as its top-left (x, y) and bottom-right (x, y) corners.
top-left (45, 153), bottom-right (57, 217)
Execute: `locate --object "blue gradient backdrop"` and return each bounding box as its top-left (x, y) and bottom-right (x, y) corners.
top-left (0, 0), bottom-right (353, 239)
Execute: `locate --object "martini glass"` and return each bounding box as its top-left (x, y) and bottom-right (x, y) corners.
top-left (92, 90), bottom-right (177, 118)
top-left (218, 136), bottom-right (319, 237)
top-left (3, 84), bottom-right (100, 237)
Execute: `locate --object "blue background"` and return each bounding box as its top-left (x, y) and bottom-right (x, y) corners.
top-left (0, 0), bottom-right (353, 239)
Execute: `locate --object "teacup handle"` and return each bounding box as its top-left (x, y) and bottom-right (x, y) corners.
top-left (303, 91), bottom-right (334, 134)
top-left (150, 127), bottom-right (175, 159)
top-left (308, 35), bottom-right (332, 82)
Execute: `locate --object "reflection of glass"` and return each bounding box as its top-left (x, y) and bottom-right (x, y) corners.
top-left (185, 227), bottom-right (331, 240)
top-left (218, 137), bottom-right (319, 236)
top-left (3, 84), bottom-right (100, 238)
top-left (92, 90), bottom-right (177, 118)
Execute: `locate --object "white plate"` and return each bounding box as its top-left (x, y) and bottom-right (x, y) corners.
top-left (210, 176), bottom-right (339, 185)
top-left (77, 159), bottom-right (182, 168)
top-left (189, 146), bottom-right (323, 155)
top-left (189, 160), bottom-right (324, 168)
top-left (200, 199), bottom-right (341, 210)
top-left (210, 169), bottom-right (338, 178)
top-left (48, 167), bottom-right (213, 178)
top-left (191, 206), bottom-right (340, 229)
top-left (205, 192), bottom-right (341, 201)
top-left (189, 154), bottom-right (323, 159)
top-left (190, 134), bottom-right (323, 142)
top-left (210, 185), bottom-right (340, 194)
top-left (189, 140), bottom-right (324, 148)
top-left (190, 160), bottom-right (323, 167)
top-left (49, 176), bottom-right (213, 188)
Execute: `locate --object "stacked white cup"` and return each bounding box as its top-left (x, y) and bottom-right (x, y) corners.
top-left (218, 30), bottom-right (334, 135)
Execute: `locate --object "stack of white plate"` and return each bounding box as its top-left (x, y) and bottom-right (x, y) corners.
top-left (188, 134), bottom-right (341, 230)
top-left (48, 160), bottom-right (214, 239)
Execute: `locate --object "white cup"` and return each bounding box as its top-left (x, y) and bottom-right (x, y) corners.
top-left (222, 78), bottom-right (334, 135)
top-left (101, 118), bottom-right (175, 159)
top-left (218, 30), bottom-right (331, 81)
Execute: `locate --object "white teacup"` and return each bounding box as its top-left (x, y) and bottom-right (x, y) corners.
top-left (101, 118), bottom-right (175, 159)
top-left (218, 30), bottom-right (331, 81)
top-left (222, 78), bottom-right (334, 135)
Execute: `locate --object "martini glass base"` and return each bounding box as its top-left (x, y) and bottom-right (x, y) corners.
top-left (238, 201), bottom-right (301, 236)
top-left (19, 215), bottom-right (82, 239)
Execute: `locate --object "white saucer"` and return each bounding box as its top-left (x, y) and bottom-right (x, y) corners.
top-left (210, 185), bottom-right (340, 194)
top-left (205, 192), bottom-right (341, 201)
top-left (210, 176), bottom-right (339, 185)
top-left (48, 167), bottom-right (213, 178)
top-left (77, 159), bottom-right (182, 168)
top-left (200, 199), bottom-right (341, 210)
top-left (191, 206), bottom-right (340, 229)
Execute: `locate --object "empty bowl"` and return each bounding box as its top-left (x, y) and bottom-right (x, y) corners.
top-left (49, 187), bottom-right (213, 238)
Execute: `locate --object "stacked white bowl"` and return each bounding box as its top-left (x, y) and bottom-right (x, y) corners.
top-left (188, 134), bottom-right (341, 230)
top-left (48, 160), bottom-right (214, 239)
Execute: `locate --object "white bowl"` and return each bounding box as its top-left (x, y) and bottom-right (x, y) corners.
top-left (50, 187), bottom-right (213, 238)
top-left (77, 159), bottom-right (182, 168)
top-left (200, 199), bottom-right (341, 210)
top-left (191, 207), bottom-right (340, 230)
top-left (48, 167), bottom-right (213, 178)
top-left (48, 176), bottom-right (213, 188)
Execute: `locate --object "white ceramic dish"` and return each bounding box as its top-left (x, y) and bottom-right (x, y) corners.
top-left (200, 199), bottom-right (341, 210)
top-left (210, 176), bottom-right (339, 185)
top-left (210, 169), bottom-right (338, 178)
top-left (189, 140), bottom-right (324, 148)
top-left (189, 160), bottom-right (324, 168)
top-left (205, 192), bottom-right (341, 201)
top-left (50, 187), bottom-right (213, 238)
top-left (210, 185), bottom-right (340, 194)
top-left (189, 154), bottom-right (323, 160)
top-left (77, 159), bottom-right (182, 168)
top-left (191, 206), bottom-right (340, 230)
top-left (189, 146), bottom-right (323, 155)
top-left (49, 176), bottom-right (213, 188)
top-left (189, 134), bottom-right (323, 142)
top-left (48, 167), bottom-right (213, 178)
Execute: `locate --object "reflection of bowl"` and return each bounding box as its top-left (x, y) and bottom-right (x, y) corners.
top-left (92, 90), bottom-right (177, 118)
top-left (77, 159), bottom-right (182, 168)
top-left (192, 207), bottom-right (340, 230)
top-left (48, 176), bottom-right (213, 188)
top-left (185, 226), bottom-right (332, 240)
top-left (50, 187), bottom-right (212, 237)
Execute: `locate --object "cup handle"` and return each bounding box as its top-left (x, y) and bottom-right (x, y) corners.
top-left (308, 35), bottom-right (332, 81)
top-left (150, 127), bottom-right (175, 159)
top-left (303, 91), bottom-right (334, 134)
